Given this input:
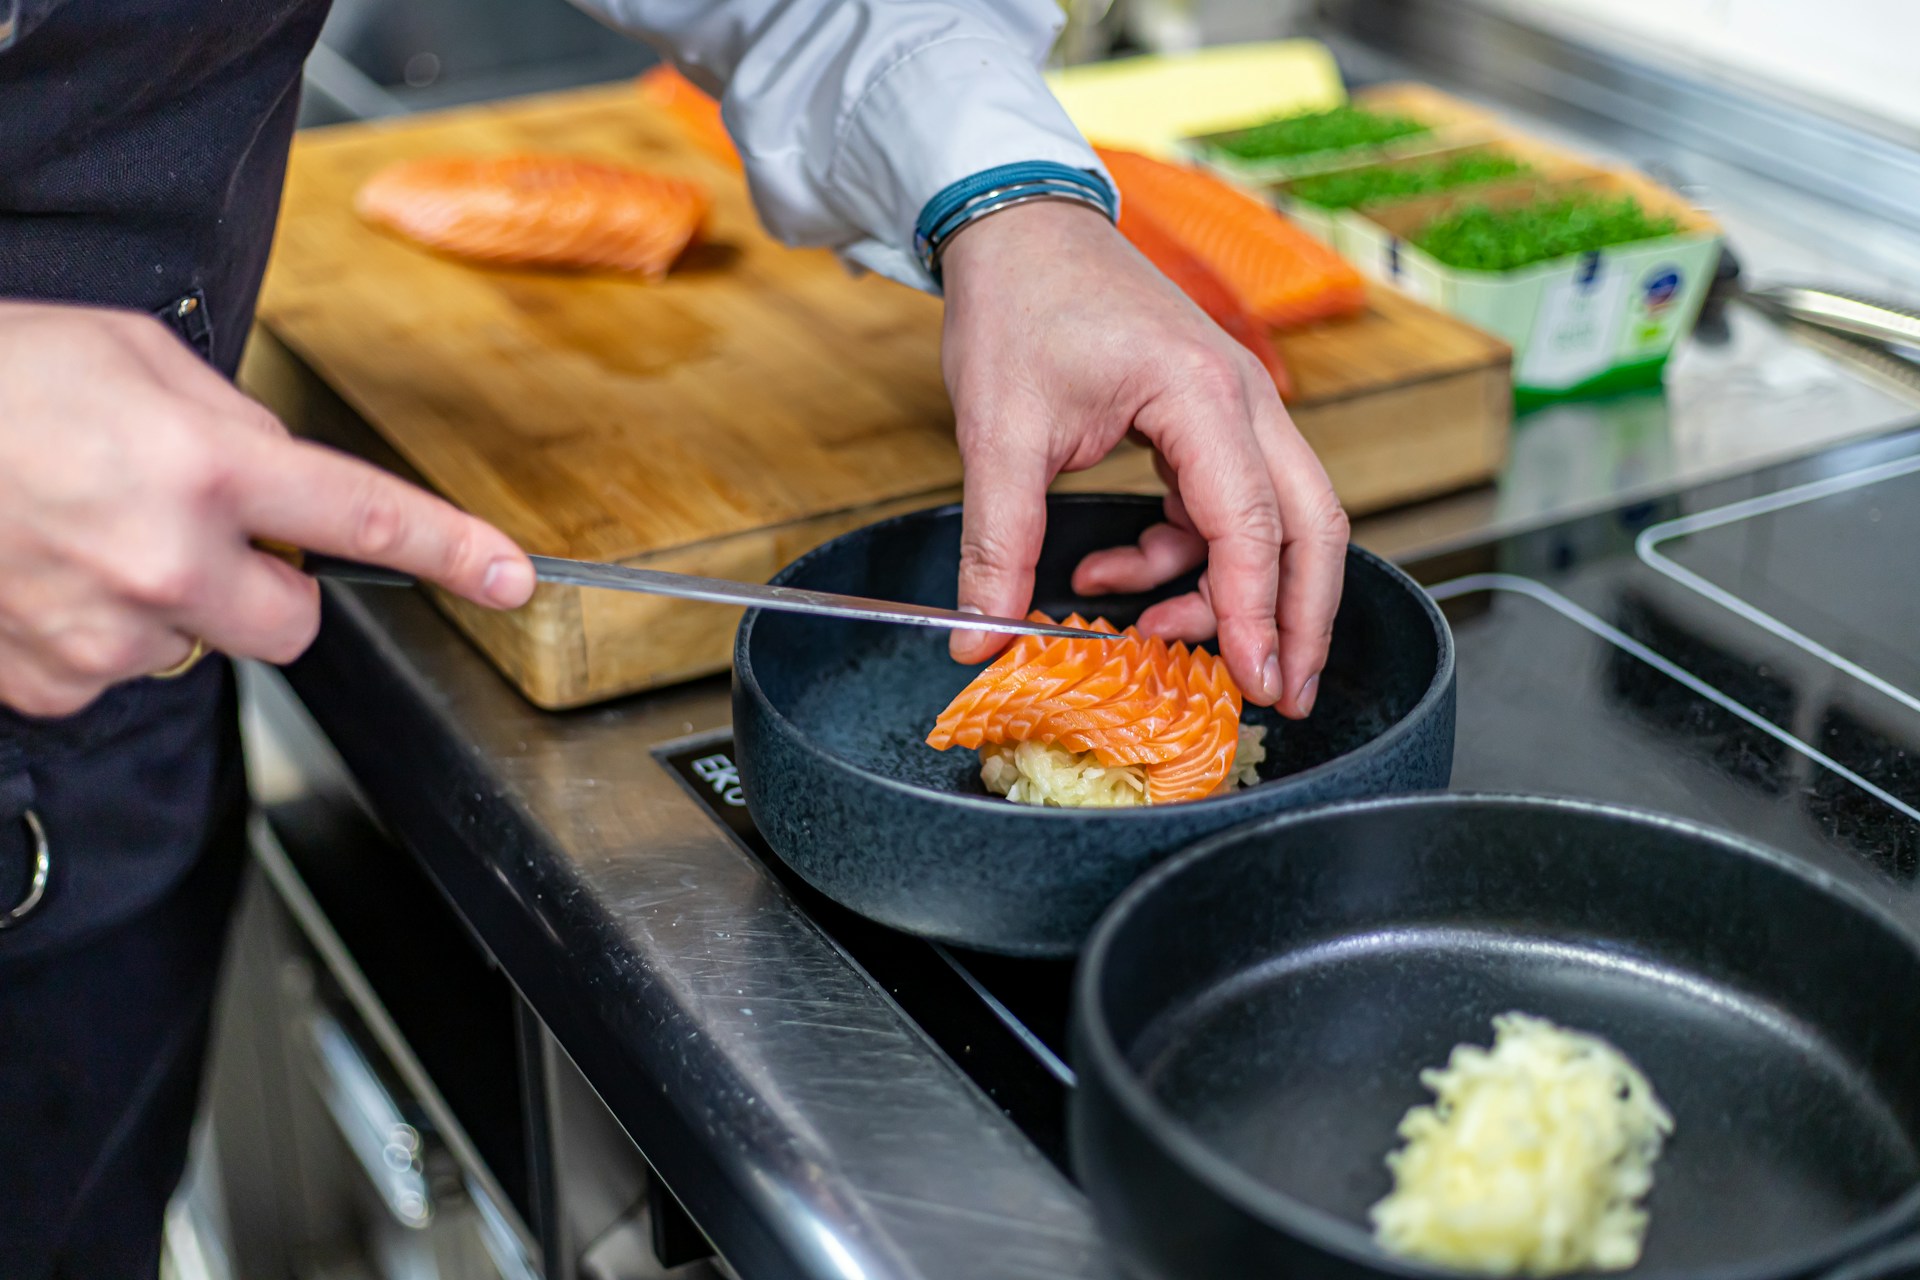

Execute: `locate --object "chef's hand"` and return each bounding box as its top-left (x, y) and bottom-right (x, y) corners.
top-left (938, 201), bottom-right (1347, 716)
top-left (0, 301), bottom-right (534, 718)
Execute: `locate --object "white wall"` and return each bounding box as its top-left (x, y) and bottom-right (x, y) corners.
top-left (1473, 0), bottom-right (1920, 136)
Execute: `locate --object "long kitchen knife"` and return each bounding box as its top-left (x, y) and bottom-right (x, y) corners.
top-left (262, 544), bottom-right (1119, 643)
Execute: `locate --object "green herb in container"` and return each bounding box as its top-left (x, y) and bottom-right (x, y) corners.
top-left (1289, 151), bottom-right (1532, 211)
top-left (1410, 195), bottom-right (1681, 273)
top-left (1212, 105), bottom-right (1431, 163)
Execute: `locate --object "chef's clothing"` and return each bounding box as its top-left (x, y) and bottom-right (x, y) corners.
top-left (0, 1), bottom-right (328, 1272)
top-left (577, 0), bottom-right (1114, 289)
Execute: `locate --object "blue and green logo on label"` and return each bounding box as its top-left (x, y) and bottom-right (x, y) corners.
top-left (1634, 265), bottom-right (1684, 344)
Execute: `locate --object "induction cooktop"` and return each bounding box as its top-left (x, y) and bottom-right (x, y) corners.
top-left (661, 419), bottom-right (1920, 1174)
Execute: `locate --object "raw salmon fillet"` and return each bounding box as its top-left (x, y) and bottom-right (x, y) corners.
top-left (355, 154), bottom-right (710, 279)
top-left (637, 65), bottom-right (741, 171)
top-left (1096, 145), bottom-right (1366, 329)
top-left (928, 613), bottom-right (1246, 805)
top-left (1116, 200), bottom-right (1295, 401)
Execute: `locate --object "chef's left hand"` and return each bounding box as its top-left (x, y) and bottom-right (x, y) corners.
top-left (937, 199), bottom-right (1348, 717)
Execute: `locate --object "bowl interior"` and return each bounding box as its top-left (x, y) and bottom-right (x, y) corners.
top-left (1091, 797), bottom-right (1920, 1273)
top-left (745, 496), bottom-right (1444, 803)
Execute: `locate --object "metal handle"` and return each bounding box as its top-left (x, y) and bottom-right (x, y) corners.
top-left (468, 1174), bottom-right (541, 1280)
top-left (1744, 284), bottom-right (1920, 353)
top-left (299, 1008), bottom-right (434, 1229)
top-left (0, 810), bottom-right (50, 930)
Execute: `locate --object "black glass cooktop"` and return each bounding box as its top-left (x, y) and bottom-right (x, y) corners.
top-left (662, 420), bottom-right (1920, 1175)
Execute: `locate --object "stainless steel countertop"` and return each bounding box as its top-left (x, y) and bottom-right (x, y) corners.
top-left (251, 12), bottom-right (1920, 1278)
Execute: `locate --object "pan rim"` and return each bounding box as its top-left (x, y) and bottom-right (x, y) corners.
top-left (1073, 791), bottom-right (1920, 1280)
top-left (734, 493), bottom-right (1457, 824)
top-left (1823, 1235), bottom-right (1920, 1280)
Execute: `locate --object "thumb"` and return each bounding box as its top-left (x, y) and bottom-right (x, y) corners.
top-left (952, 430), bottom-right (1053, 664)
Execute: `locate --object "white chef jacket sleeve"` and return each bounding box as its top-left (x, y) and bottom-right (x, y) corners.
top-left (570, 0), bottom-right (1114, 291)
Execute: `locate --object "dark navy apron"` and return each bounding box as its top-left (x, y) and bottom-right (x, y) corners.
top-left (0, 1), bottom-right (331, 1272)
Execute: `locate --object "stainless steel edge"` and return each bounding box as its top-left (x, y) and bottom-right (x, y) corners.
top-left (271, 582), bottom-right (1118, 1280)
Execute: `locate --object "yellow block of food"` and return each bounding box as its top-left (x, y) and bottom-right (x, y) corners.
top-left (1046, 40), bottom-right (1346, 157)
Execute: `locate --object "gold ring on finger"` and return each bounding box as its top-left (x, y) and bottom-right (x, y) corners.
top-left (152, 636), bottom-right (209, 680)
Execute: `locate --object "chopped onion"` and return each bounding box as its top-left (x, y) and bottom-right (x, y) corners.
top-left (980, 724), bottom-right (1267, 808)
top-left (1370, 1013), bottom-right (1673, 1276)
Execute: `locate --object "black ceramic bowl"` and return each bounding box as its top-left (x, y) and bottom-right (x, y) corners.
top-left (731, 494), bottom-right (1456, 957)
top-left (1072, 794), bottom-right (1920, 1280)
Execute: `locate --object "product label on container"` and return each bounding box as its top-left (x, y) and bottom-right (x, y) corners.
top-left (1522, 251), bottom-right (1630, 389)
top-left (1628, 265), bottom-right (1686, 352)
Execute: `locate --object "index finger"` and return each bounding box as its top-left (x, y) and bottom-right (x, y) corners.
top-left (952, 421), bottom-right (1053, 664)
top-left (1252, 400), bottom-right (1348, 718)
top-left (228, 431), bottom-right (534, 609)
top-left (1136, 389), bottom-right (1283, 705)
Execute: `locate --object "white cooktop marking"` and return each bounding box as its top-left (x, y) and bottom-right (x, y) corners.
top-left (1429, 573), bottom-right (1920, 825)
top-left (1636, 451), bottom-right (1920, 719)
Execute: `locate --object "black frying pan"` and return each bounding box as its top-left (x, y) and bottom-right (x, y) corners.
top-left (1827, 1239), bottom-right (1920, 1280)
top-left (1072, 794), bottom-right (1920, 1279)
top-left (731, 494), bottom-right (1456, 957)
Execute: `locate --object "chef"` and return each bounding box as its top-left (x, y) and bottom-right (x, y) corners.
top-left (0, 0), bottom-right (1347, 1272)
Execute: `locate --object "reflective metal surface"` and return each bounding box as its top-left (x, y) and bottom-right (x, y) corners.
top-left (0, 810), bottom-right (49, 929)
top-left (254, 10), bottom-right (1920, 1278)
top-left (1743, 286), bottom-right (1920, 355)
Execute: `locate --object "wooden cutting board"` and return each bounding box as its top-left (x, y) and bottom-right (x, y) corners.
top-left (254, 83), bottom-right (1510, 709)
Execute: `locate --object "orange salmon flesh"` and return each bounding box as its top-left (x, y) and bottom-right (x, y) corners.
top-left (636, 65), bottom-right (741, 171)
top-left (928, 613), bottom-right (1246, 806)
top-left (355, 154), bottom-right (711, 279)
top-left (1096, 145), bottom-right (1366, 330)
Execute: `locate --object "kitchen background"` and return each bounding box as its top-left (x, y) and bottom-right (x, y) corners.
top-left (304, 0), bottom-right (1920, 138)
top-left (156, 1), bottom-right (1920, 1278)
top-left (1069, 0), bottom-right (1920, 139)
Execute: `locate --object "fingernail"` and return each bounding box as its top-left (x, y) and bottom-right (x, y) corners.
top-left (483, 557), bottom-right (533, 608)
top-left (950, 604), bottom-right (985, 660)
top-left (1260, 652), bottom-right (1283, 704)
top-left (1297, 673), bottom-right (1320, 717)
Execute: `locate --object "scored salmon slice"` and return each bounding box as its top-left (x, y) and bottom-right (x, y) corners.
top-left (1096, 145), bottom-right (1366, 330)
top-left (928, 612), bottom-right (1246, 805)
top-left (1115, 200), bottom-right (1295, 401)
top-left (636, 65), bottom-right (742, 171)
top-left (355, 154), bottom-right (711, 279)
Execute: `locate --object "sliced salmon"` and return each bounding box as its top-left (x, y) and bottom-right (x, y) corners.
top-left (355, 154), bottom-right (710, 279)
top-left (636, 65), bottom-right (741, 171)
top-left (1116, 200), bottom-right (1295, 401)
top-left (1096, 145), bottom-right (1366, 330)
top-left (928, 612), bottom-right (1246, 805)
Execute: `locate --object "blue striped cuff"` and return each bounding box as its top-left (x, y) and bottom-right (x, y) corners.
top-left (913, 161), bottom-right (1119, 284)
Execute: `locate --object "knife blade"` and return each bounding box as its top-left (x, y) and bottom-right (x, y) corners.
top-left (260, 543), bottom-right (1119, 643)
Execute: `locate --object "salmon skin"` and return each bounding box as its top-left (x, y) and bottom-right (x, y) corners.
top-left (636, 65), bottom-right (741, 171)
top-left (1115, 200), bottom-right (1295, 401)
top-left (1096, 145), bottom-right (1366, 330)
top-left (355, 154), bottom-right (711, 279)
top-left (928, 613), bottom-right (1246, 806)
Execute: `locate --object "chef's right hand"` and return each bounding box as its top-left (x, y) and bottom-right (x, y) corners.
top-left (0, 301), bottom-right (535, 718)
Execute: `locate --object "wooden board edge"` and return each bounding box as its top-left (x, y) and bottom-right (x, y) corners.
top-left (1296, 362), bottom-right (1511, 516)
